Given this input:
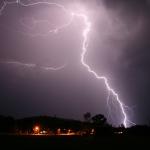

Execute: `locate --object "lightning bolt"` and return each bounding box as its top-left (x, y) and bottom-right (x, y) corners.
top-left (0, 0), bottom-right (135, 127)
top-left (0, 60), bottom-right (66, 71)
top-left (40, 64), bottom-right (66, 71)
top-left (72, 12), bottom-right (136, 127)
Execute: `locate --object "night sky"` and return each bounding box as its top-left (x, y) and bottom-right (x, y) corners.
top-left (0, 0), bottom-right (150, 126)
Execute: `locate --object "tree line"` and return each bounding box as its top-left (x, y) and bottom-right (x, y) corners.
top-left (0, 114), bottom-right (150, 136)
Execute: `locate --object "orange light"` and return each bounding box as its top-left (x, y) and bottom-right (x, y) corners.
top-left (35, 126), bottom-right (39, 131)
top-left (33, 126), bottom-right (40, 134)
top-left (57, 128), bottom-right (61, 135)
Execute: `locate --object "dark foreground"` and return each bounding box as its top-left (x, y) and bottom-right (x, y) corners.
top-left (0, 135), bottom-right (150, 149)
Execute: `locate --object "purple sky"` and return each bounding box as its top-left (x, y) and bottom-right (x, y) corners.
top-left (0, 0), bottom-right (150, 126)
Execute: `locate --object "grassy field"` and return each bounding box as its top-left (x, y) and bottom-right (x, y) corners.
top-left (0, 134), bottom-right (150, 149)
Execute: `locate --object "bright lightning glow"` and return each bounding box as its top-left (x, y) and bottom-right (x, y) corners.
top-left (0, 0), bottom-right (135, 127)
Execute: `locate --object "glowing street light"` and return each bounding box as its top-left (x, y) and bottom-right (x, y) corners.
top-left (33, 126), bottom-right (40, 134)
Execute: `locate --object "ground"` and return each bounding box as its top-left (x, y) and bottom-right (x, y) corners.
top-left (0, 135), bottom-right (150, 149)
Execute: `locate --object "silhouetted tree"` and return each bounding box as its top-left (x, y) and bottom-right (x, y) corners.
top-left (0, 116), bottom-right (15, 133)
top-left (125, 125), bottom-right (150, 136)
top-left (91, 114), bottom-right (112, 136)
top-left (84, 112), bottom-right (91, 122)
top-left (92, 114), bottom-right (107, 126)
